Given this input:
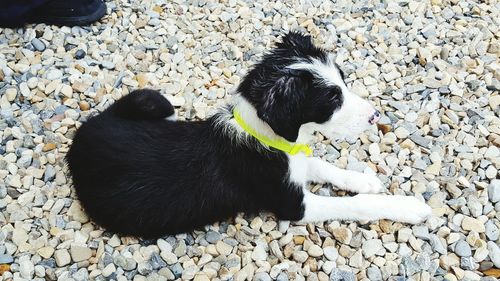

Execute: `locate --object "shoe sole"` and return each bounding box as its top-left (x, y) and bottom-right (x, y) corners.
top-left (30, 0), bottom-right (106, 26)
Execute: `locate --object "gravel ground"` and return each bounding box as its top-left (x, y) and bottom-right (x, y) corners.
top-left (1, 0), bottom-right (499, 280)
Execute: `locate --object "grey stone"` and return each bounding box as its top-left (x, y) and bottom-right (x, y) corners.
top-left (416, 253), bottom-right (431, 271)
top-left (488, 180), bottom-right (500, 203)
top-left (31, 38), bottom-right (46, 52)
top-left (454, 240), bottom-right (472, 257)
top-left (253, 272), bottom-right (272, 281)
top-left (169, 263), bottom-right (182, 278)
top-left (460, 257), bottom-right (475, 270)
top-left (113, 255), bottom-right (137, 271)
top-left (406, 84), bottom-right (426, 94)
top-left (0, 254), bottom-right (13, 264)
top-left (485, 220), bottom-right (499, 241)
top-left (402, 256), bottom-right (421, 275)
top-left (276, 272), bottom-right (288, 281)
top-left (72, 268), bottom-right (89, 281)
top-left (367, 267), bottom-right (382, 281)
top-left (101, 61), bottom-right (115, 70)
top-left (46, 69), bottom-right (63, 80)
top-left (20, 260), bottom-right (34, 279)
top-left (44, 165), bottom-right (56, 182)
top-left (137, 262), bottom-right (153, 275)
top-left (323, 246), bottom-right (338, 261)
top-left (330, 269), bottom-right (355, 281)
top-left (487, 241), bottom-right (500, 268)
top-left (429, 234), bottom-right (447, 255)
top-left (0, 185), bottom-right (6, 199)
top-left (205, 231), bottom-right (221, 243)
top-left (412, 225), bottom-right (430, 240)
top-left (74, 49), bottom-right (86, 59)
top-left (150, 252), bottom-right (166, 270)
top-left (410, 134), bottom-right (432, 148)
top-left (174, 240), bottom-right (186, 257)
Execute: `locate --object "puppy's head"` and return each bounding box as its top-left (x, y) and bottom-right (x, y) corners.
top-left (238, 32), bottom-right (380, 142)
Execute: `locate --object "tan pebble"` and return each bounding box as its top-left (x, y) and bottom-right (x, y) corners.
top-left (5, 88), bottom-right (17, 102)
top-left (72, 81), bottom-right (88, 93)
top-left (135, 74), bottom-right (149, 88)
top-left (37, 246), bottom-right (55, 259)
top-left (42, 143), bottom-right (56, 152)
top-left (461, 216), bottom-right (485, 232)
top-left (377, 124), bottom-right (391, 134)
top-left (79, 101), bottom-right (90, 111)
top-left (293, 236), bottom-right (305, 245)
top-left (60, 84), bottom-right (73, 98)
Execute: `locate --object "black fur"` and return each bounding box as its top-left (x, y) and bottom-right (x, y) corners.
top-left (66, 32), bottom-right (344, 238)
top-left (237, 32), bottom-right (342, 141)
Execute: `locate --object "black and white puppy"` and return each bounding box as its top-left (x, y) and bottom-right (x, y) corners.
top-left (67, 32), bottom-right (432, 238)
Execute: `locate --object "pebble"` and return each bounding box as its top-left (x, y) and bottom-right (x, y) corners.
top-left (293, 251), bottom-right (308, 263)
top-left (307, 245), bottom-right (324, 257)
top-left (46, 69), bottom-right (63, 80)
top-left (367, 266), bottom-right (383, 281)
top-left (37, 247), bottom-right (55, 259)
top-left (462, 217), bottom-right (486, 233)
top-left (362, 239), bottom-right (383, 258)
top-left (54, 249), bottom-right (71, 267)
top-left (252, 244), bottom-right (268, 261)
top-left (31, 38), bottom-right (46, 52)
top-left (20, 260), bottom-right (34, 279)
top-left (488, 180), bottom-right (500, 203)
top-left (5, 88), bottom-right (17, 102)
top-left (205, 231), bottom-right (221, 243)
top-left (323, 246), bottom-right (338, 261)
top-left (485, 220), bottom-right (499, 241)
top-left (330, 269), bottom-right (355, 281)
top-left (454, 240), bottom-right (472, 257)
top-left (70, 245), bottom-right (92, 262)
top-left (74, 49), bottom-right (86, 59)
top-left (101, 61), bottom-right (116, 70)
top-left (0, 255), bottom-right (14, 264)
top-left (254, 272), bottom-right (272, 281)
top-left (487, 242), bottom-right (500, 268)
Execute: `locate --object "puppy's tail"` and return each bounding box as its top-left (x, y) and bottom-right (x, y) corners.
top-left (112, 89), bottom-right (176, 121)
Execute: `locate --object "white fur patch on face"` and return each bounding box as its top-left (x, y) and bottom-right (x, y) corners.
top-left (290, 56), bottom-right (377, 140)
top-left (289, 54), bottom-right (347, 91)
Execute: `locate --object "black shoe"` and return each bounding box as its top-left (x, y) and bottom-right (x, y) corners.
top-left (29, 0), bottom-right (106, 26)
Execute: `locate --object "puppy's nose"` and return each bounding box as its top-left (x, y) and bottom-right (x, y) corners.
top-left (369, 110), bottom-right (381, 125)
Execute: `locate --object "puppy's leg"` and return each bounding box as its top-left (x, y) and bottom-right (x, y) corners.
top-left (290, 156), bottom-right (384, 194)
top-left (300, 191), bottom-right (432, 224)
top-left (112, 89), bottom-right (176, 120)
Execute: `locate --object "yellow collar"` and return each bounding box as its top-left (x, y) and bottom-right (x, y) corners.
top-left (233, 108), bottom-right (312, 156)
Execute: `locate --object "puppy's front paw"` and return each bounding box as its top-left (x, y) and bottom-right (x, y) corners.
top-left (391, 196), bottom-right (432, 224)
top-left (343, 172), bottom-right (385, 194)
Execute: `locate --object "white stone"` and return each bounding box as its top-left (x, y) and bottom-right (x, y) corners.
top-left (70, 244), bottom-right (92, 262)
top-left (488, 180), bottom-right (500, 203)
top-left (362, 239), bottom-right (383, 258)
top-left (54, 249), bottom-right (71, 266)
top-left (251, 244), bottom-right (268, 261)
top-left (487, 241), bottom-right (500, 268)
top-left (20, 260), bottom-right (34, 279)
top-left (5, 88), bottom-right (17, 102)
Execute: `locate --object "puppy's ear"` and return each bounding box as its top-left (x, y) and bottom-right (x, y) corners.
top-left (257, 74), bottom-right (308, 142)
top-left (277, 31), bottom-right (313, 50)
